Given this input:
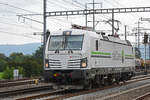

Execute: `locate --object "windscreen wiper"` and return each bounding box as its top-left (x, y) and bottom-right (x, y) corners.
top-left (68, 49), bottom-right (73, 54)
top-left (55, 49), bottom-right (59, 53)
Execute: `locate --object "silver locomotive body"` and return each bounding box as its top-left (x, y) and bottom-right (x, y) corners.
top-left (44, 29), bottom-right (135, 88)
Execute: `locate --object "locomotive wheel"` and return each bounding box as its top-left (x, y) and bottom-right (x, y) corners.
top-left (44, 77), bottom-right (50, 83)
top-left (104, 78), bottom-right (109, 86)
top-left (108, 78), bottom-right (113, 85)
top-left (95, 75), bottom-right (102, 88)
top-left (108, 75), bottom-right (113, 85)
top-left (115, 77), bottom-right (120, 84)
top-left (84, 79), bottom-right (92, 89)
top-left (101, 76), bottom-right (105, 86)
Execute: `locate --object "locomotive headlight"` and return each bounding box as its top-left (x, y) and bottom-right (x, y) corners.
top-left (45, 63), bottom-right (49, 68)
top-left (81, 62), bottom-right (86, 67)
top-left (81, 58), bottom-right (87, 68)
top-left (45, 59), bottom-right (49, 68)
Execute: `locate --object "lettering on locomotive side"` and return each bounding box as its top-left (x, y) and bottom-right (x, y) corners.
top-left (70, 56), bottom-right (80, 59)
top-left (112, 51), bottom-right (122, 61)
top-left (91, 51), bottom-right (112, 58)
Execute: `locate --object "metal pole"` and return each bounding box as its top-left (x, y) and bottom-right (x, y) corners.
top-left (43, 0), bottom-right (47, 68)
top-left (144, 43), bottom-right (147, 74)
top-left (149, 35), bottom-right (150, 68)
top-left (85, 4), bottom-right (87, 27)
top-left (135, 33), bottom-right (137, 47)
top-left (138, 21), bottom-right (140, 49)
top-left (112, 9), bottom-right (114, 36)
top-left (93, 0), bottom-right (95, 31)
top-left (125, 25), bottom-right (127, 40)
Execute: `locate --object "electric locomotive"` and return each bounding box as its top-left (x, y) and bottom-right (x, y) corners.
top-left (44, 27), bottom-right (135, 88)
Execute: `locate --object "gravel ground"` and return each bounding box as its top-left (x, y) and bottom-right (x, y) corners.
top-left (143, 96), bottom-right (150, 100)
top-left (102, 83), bottom-right (150, 100)
top-left (65, 79), bottom-right (150, 100)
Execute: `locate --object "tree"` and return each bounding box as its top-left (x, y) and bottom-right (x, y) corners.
top-left (33, 45), bottom-right (43, 60)
top-left (0, 45), bottom-right (44, 79)
top-left (9, 52), bottom-right (25, 64)
top-left (0, 53), bottom-right (7, 60)
top-left (18, 66), bottom-right (25, 77)
top-left (0, 59), bottom-right (7, 72)
top-left (2, 66), bottom-right (14, 79)
top-left (32, 45), bottom-right (43, 74)
top-left (22, 58), bottom-right (42, 77)
top-left (0, 53), bottom-right (8, 72)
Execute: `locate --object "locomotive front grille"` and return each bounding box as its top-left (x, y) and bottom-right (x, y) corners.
top-left (68, 59), bottom-right (81, 68)
top-left (49, 59), bottom-right (62, 68)
top-left (48, 54), bottom-right (82, 69)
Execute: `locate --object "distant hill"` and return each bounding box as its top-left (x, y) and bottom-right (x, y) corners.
top-left (0, 43), bottom-right (41, 56)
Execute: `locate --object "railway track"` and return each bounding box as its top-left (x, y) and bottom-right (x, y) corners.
top-left (0, 74), bottom-right (145, 89)
top-left (100, 82), bottom-right (150, 100)
top-left (16, 89), bottom-right (67, 100)
top-left (0, 78), bottom-right (29, 83)
top-left (15, 74), bottom-right (150, 100)
top-left (134, 92), bottom-right (150, 100)
top-left (0, 84), bottom-right (52, 97)
top-left (0, 79), bottom-right (38, 88)
top-left (132, 73), bottom-right (150, 80)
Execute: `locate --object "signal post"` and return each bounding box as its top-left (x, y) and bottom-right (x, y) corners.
top-left (143, 33), bottom-right (148, 74)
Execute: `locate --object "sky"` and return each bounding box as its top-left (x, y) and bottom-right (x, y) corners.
top-left (0, 0), bottom-right (150, 44)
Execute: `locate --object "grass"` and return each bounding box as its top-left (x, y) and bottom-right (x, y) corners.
top-left (0, 72), bottom-right (3, 79)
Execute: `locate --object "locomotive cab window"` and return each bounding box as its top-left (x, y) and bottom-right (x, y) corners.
top-left (96, 40), bottom-right (98, 51)
top-left (48, 35), bottom-right (84, 51)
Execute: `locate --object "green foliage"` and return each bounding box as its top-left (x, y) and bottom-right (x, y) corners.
top-left (33, 45), bottom-right (43, 60)
top-left (9, 52), bottom-right (25, 64)
top-left (0, 53), bottom-right (8, 72)
top-left (2, 66), bottom-right (14, 79)
top-left (22, 58), bottom-right (42, 77)
top-left (0, 72), bottom-right (3, 79)
top-left (18, 66), bottom-right (25, 77)
top-left (0, 45), bottom-right (43, 79)
top-left (0, 53), bottom-right (7, 60)
top-left (0, 59), bottom-right (7, 72)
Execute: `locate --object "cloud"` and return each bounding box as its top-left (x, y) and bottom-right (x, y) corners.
top-left (0, 0), bottom-right (150, 44)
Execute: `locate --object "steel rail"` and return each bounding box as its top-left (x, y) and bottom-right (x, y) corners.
top-left (0, 85), bottom-right (52, 97)
top-left (16, 89), bottom-right (66, 100)
top-left (0, 78), bottom-right (29, 83)
top-left (134, 92), bottom-right (150, 100)
top-left (0, 79), bottom-right (38, 88)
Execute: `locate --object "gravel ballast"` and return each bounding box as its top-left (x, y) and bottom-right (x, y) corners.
top-left (66, 79), bottom-right (150, 100)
